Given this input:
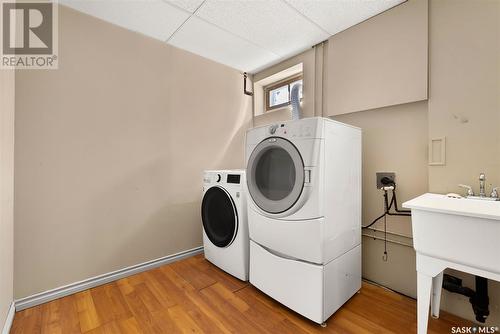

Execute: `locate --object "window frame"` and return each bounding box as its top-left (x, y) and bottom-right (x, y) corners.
top-left (263, 74), bottom-right (303, 112)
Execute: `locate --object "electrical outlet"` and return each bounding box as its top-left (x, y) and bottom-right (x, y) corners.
top-left (376, 172), bottom-right (396, 189)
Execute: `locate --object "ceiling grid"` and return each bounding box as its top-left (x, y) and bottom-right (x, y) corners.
top-left (61, 0), bottom-right (405, 73)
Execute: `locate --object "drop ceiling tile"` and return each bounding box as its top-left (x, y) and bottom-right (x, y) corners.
top-left (61, 0), bottom-right (190, 41)
top-left (168, 16), bottom-right (279, 72)
top-left (164, 0), bottom-right (204, 13)
top-left (285, 0), bottom-right (405, 36)
top-left (195, 0), bottom-right (329, 57)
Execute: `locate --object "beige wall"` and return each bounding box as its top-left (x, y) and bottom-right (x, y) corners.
top-left (14, 5), bottom-right (252, 298)
top-left (428, 0), bottom-right (500, 194)
top-left (427, 0), bottom-right (500, 325)
top-left (0, 69), bottom-right (15, 326)
top-left (327, 0), bottom-right (428, 116)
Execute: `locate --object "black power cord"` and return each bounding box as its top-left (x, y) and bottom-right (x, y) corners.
top-left (363, 178), bottom-right (412, 261)
top-left (362, 179), bottom-right (411, 230)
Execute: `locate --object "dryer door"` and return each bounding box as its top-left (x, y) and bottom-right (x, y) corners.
top-left (247, 137), bottom-right (304, 214)
top-left (201, 186), bottom-right (238, 248)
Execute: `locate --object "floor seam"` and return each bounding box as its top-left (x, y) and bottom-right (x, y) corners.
top-left (232, 284), bottom-right (250, 294)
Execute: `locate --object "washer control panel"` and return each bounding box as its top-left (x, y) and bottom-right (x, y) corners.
top-left (203, 171), bottom-right (245, 188)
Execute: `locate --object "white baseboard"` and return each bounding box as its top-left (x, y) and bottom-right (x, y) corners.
top-left (1, 302), bottom-right (15, 334)
top-left (15, 246), bottom-right (203, 311)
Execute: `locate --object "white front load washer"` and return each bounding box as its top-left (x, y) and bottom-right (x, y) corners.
top-left (245, 117), bottom-right (362, 324)
top-left (201, 170), bottom-right (249, 281)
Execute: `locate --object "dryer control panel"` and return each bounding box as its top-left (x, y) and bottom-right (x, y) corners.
top-left (267, 121), bottom-right (314, 138)
top-left (246, 117), bottom-right (327, 146)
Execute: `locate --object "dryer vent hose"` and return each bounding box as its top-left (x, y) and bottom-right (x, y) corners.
top-left (291, 83), bottom-right (302, 121)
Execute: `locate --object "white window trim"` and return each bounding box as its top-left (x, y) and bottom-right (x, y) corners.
top-left (253, 63), bottom-right (303, 117)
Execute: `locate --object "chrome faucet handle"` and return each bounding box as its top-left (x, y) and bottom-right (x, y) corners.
top-left (458, 184), bottom-right (474, 197)
top-left (491, 187), bottom-right (499, 199)
top-left (479, 173), bottom-right (486, 197)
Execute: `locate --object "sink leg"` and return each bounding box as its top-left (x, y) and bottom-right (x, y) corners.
top-left (417, 271), bottom-right (432, 334)
top-left (431, 272), bottom-right (443, 319)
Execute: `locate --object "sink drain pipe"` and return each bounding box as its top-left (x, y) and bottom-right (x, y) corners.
top-left (442, 274), bottom-right (489, 323)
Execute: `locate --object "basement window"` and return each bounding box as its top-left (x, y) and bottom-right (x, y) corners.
top-left (264, 74), bottom-right (303, 112)
top-left (253, 63), bottom-right (303, 117)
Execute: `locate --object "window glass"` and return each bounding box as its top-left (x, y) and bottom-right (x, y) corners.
top-left (255, 147), bottom-right (296, 201)
top-left (269, 85), bottom-right (289, 108)
top-left (265, 75), bottom-right (303, 111)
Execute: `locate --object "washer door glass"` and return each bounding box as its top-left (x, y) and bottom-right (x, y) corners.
top-left (201, 187), bottom-right (238, 248)
top-left (247, 137), bottom-right (304, 214)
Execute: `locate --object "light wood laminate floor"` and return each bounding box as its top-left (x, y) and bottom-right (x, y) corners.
top-left (11, 254), bottom-right (473, 333)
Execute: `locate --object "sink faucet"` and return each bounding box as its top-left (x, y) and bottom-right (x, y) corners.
top-left (458, 173), bottom-right (499, 200)
top-left (491, 187), bottom-right (499, 199)
top-left (459, 184), bottom-right (474, 197)
top-left (479, 173), bottom-right (486, 197)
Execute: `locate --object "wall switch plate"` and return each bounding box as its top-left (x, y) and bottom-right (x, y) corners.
top-left (429, 137), bottom-right (446, 166)
top-left (376, 172), bottom-right (396, 189)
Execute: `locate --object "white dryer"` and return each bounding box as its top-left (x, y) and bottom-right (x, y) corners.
top-left (201, 170), bottom-right (249, 281)
top-left (245, 117), bottom-right (362, 324)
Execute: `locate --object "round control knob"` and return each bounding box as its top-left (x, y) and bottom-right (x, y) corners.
top-left (216, 174), bottom-right (221, 182)
top-left (269, 124), bottom-right (279, 134)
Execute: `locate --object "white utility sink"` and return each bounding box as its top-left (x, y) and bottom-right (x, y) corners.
top-left (403, 193), bottom-right (500, 334)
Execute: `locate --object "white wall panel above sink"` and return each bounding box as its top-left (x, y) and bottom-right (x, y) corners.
top-left (60, 0), bottom-right (190, 41)
top-left (195, 0), bottom-right (330, 57)
top-left (169, 16), bottom-right (279, 72)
